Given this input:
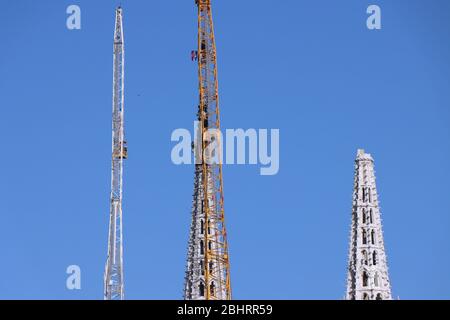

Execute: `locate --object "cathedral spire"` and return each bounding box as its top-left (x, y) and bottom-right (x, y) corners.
top-left (346, 149), bottom-right (392, 300)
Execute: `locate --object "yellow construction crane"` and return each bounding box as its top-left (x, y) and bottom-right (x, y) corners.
top-left (184, 0), bottom-right (232, 300)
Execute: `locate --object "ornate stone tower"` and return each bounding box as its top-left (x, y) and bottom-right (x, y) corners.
top-left (346, 149), bottom-right (392, 300)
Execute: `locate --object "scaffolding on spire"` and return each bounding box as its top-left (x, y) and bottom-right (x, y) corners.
top-left (184, 0), bottom-right (232, 300)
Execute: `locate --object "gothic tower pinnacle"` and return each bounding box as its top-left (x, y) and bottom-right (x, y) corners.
top-left (346, 149), bottom-right (392, 300)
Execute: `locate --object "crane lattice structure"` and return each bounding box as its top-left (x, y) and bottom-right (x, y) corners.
top-left (346, 149), bottom-right (392, 300)
top-left (184, 0), bottom-right (232, 300)
top-left (104, 6), bottom-right (127, 300)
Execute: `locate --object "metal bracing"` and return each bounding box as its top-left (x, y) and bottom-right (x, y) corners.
top-left (184, 0), bottom-right (232, 300)
top-left (104, 7), bottom-right (126, 300)
top-left (346, 149), bottom-right (392, 300)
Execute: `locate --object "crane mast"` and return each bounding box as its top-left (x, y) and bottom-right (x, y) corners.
top-left (104, 6), bottom-right (127, 300)
top-left (184, 0), bottom-right (232, 300)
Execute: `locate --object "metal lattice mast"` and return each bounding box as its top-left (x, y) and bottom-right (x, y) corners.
top-left (184, 0), bottom-right (232, 300)
top-left (104, 7), bottom-right (127, 300)
top-left (346, 149), bottom-right (392, 300)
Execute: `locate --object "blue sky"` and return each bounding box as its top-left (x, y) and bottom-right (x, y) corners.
top-left (0, 0), bottom-right (449, 299)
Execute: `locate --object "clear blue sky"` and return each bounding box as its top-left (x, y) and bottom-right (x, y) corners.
top-left (0, 0), bottom-right (449, 299)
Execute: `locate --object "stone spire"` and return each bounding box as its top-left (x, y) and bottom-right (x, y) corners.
top-left (346, 149), bottom-right (392, 300)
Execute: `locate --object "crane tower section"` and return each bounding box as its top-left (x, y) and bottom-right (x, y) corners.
top-left (184, 0), bottom-right (232, 300)
top-left (104, 6), bottom-right (127, 300)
